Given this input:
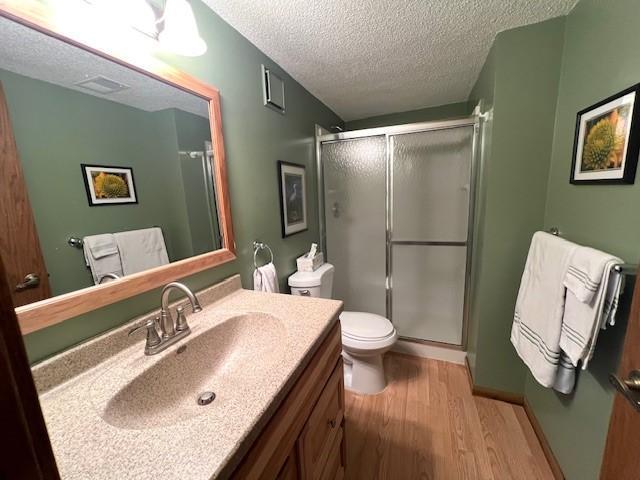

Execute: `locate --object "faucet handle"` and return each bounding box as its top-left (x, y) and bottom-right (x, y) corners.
top-left (128, 317), bottom-right (162, 348)
top-left (175, 306), bottom-right (190, 332)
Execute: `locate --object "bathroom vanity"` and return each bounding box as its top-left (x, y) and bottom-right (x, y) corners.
top-left (31, 276), bottom-right (345, 479)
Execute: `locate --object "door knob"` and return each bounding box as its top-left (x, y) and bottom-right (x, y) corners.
top-left (15, 273), bottom-right (40, 292)
top-left (610, 370), bottom-right (640, 412)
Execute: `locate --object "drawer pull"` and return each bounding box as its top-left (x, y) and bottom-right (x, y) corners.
top-left (327, 419), bottom-right (337, 428)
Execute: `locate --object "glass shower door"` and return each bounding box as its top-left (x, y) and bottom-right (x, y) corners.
top-left (322, 136), bottom-right (387, 316)
top-left (390, 127), bottom-right (473, 345)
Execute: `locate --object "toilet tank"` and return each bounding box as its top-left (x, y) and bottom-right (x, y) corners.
top-left (288, 263), bottom-right (334, 298)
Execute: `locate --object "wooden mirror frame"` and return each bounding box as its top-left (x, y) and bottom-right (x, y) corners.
top-left (0, 1), bottom-right (236, 334)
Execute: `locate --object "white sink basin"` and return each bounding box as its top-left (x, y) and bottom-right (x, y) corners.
top-left (90, 312), bottom-right (285, 430)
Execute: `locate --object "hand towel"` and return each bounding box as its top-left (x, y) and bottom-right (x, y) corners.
top-left (564, 246), bottom-right (617, 303)
top-left (253, 263), bottom-right (279, 293)
top-left (114, 227), bottom-right (169, 276)
top-left (511, 231), bottom-right (578, 388)
top-left (83, 234), bottom-right (124, 284)
top-left (560, 247), bottom-right (622, 368)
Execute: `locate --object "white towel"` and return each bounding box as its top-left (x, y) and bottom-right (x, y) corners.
top-left (560, 248), bottom-right (622, 369)
top-left (511, 232), bottom-right (578, 388)
top-left (564, 247), bottom-right (614, 303)
top-left (114, 227), bottom-right (169, 276)
top-left (83, 234), bottom-right (123, 284)
top-left (253, 263), bottom-right (279, 293)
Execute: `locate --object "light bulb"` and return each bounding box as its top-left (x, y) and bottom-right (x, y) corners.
top-left (159, 0), bottom-right (207, 57)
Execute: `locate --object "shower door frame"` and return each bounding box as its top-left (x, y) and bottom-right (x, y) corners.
top-left (316, 117), bottom-right (480, 350)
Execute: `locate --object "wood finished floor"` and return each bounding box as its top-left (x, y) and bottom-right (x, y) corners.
top-left (344, 354), bottom-right (554, 480)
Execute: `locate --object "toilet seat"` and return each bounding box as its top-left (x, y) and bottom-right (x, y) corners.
top-left (340, 311), bottom-right (397, 352)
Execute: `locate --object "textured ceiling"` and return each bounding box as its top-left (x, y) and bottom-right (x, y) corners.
top-left (202, 0), bottom-right (577, 121)
top-left (0, 17), bottom-right (209, 118)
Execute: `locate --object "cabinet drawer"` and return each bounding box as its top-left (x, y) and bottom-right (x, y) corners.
top-left (298, 360), bottom-right (344, 479)
top-left (320, 426), bottom-right (344, 480)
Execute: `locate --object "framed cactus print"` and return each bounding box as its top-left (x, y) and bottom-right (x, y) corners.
top-left (570, 84), bottom-right (640, 184)
top-left (81, 164), bottom-right (137, 205)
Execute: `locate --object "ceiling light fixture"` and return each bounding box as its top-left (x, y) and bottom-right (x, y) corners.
top-left (82, 0), bottom-right (207, 57)
top-left (158, 0), bottom-right (207, 57)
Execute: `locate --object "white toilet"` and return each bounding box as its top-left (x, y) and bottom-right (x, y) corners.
top-left (289, 263), bottom-right (397, 395)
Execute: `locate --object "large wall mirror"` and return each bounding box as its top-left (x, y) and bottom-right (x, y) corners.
top-left (0, 4), bottom-right (235, 334)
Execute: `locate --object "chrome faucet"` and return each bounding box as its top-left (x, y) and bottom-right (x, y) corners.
top-left (128, 282), bottom-right (202, 355)
top-left (160, 282), bottom-right (202, 337)
top-left (98, 273), bottom-right (121, 284)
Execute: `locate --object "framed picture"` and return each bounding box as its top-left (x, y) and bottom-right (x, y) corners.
top-left (81, 164), bottom-right (137, 206)
top-left (277, 161), bottom-right (307, 237)
top-left (570, 84), bottom-right (640, 184)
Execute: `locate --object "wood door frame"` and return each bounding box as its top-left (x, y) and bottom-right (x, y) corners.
top-left (0, 1), bottom-right (237, 334)
top-left (0, 253), bottom-right (59, 478)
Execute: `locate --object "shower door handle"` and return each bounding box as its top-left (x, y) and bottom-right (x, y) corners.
top-left (331, 202), bottom-right (340, 218)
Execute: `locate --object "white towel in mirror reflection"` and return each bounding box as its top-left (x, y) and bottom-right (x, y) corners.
top-left (83, 233), bottom-right (123, 284)
top-left (114, 227), bottom-right (169, 276)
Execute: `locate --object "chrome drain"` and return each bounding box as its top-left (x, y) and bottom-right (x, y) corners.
top-left (197, 391), bottom-right (216, 406)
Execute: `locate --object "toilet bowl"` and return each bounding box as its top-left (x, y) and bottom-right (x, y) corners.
top-left (288, 263), bottom-right (397, 395)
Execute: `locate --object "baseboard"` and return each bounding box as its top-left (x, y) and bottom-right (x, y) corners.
top-left (523, 399), bottom-right (565, 480)
top-left (463, 357), bottom-right (524, 405)
top-left (391, 339), bottom-right (467, 364)
top-left (464, 356), bottom-right (475, 391)
top-left (471, 385), bottom-right (525, 405)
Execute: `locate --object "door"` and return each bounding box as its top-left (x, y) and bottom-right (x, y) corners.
top-left (390, 126), bottom-right (473, 345)
top-left (600, 266), bottom-right (640, 479)
top-left (0, 81), bottom-right (51, 306)
top-left (0, 253), bottom-right (59, 478)
top-left (322, 136), bottom-right (386, 315)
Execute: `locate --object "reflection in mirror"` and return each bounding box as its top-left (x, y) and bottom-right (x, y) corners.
top-left (0, 16), bottom-right (222, 308)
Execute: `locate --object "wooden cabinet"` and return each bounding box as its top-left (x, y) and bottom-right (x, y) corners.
top-left (298, 363), bottom-right (344, 479)
top-left (276, 450), bottom-right (299, 480)
top-left (232, 322), bottom-right (345, 479)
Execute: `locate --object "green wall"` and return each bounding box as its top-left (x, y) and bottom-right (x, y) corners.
top-left (22, 0), bottom-right (341, 362)
top-left (344, 102), bottom-right (469, 130)
top-left (525, 0), bottom-right (640, 478)
top-left (1, 68), bottom-right (203, 296)
top-left (466, 18), bottom-right (565, 393)
top-left (469, 2), bottom-right (640, 477)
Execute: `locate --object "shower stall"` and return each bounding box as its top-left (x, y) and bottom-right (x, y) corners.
top-left (317, 117), bottom-right (478, 348)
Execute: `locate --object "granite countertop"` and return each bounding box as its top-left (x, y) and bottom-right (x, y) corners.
top-left (32, 275), bottom-right (342, 479)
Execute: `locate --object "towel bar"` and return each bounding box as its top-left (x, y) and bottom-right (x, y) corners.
top-left (68, 237), bottom-right (83, 248)
top-left (68, 226), bottom-right (165, 250)
top-left (548, 227), bottom-right (637, 276)
top-left (253, 241), bottom-right (274, 268)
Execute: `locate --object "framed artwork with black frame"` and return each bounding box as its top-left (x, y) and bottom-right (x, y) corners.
top-left (277, 161), bottom-right (307, 237)
top-left (81, 164), bottom-right (138, 206)
top-left (570, 83), bottom-right (640, 184)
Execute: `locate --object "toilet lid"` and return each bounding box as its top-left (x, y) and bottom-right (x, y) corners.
top-left (340, 311), bottom-right (395, 340)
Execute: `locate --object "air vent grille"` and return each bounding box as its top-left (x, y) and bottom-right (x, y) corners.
top-left (74, 76), bottom-right (130, 95)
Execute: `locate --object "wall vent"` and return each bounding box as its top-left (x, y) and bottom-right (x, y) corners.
top-left (261, 65), bottom-right (285, 114)
top-left (74, 76), bottom-right (130, 95)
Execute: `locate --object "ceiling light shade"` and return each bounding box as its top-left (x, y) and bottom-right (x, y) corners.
top-left (159, 0), bottom-right (207, 57)
top-left (84, 0), bottom-right (157, 37)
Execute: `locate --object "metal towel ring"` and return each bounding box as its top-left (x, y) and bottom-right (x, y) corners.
top-left (253, 241), bottom-right (274, 268)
